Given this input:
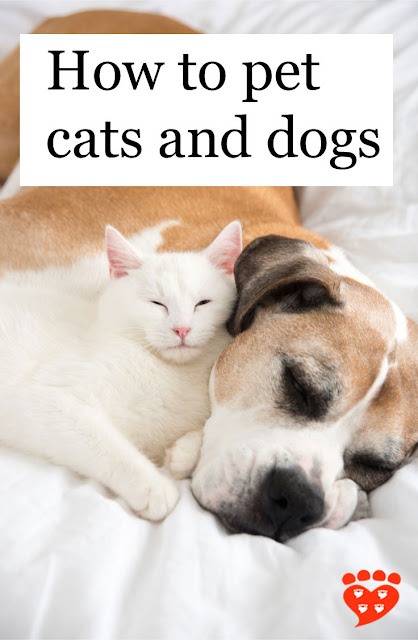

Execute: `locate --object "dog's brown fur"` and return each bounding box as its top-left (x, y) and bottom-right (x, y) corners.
top-left (0, 185), bottom-right (329, 272)
top-left (0, 10), bottom-right (197, 182)
top-left (0, 10), bottom-right (327, 272)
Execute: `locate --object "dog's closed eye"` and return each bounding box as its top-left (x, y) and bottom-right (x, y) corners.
top-left (280, 361), bottom-right (336, 421)
top-left (286, 367), bottom-right (310, 409)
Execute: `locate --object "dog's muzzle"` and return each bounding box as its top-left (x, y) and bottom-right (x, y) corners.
top-left (192, 462), bottom-right (329, 542)
top-left (261, 466), bottom-right (325, 540)
top-left (192, 451), bottom-right (361, 542)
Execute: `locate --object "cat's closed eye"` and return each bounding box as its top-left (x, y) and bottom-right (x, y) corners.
top-left (195, 300), bottom-right (211, 308)
top-left (151, 301), bottom-right (168, 310)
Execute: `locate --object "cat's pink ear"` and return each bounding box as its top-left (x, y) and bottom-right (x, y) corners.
top-left (206, 221), bottom-right (242, 275)
top-left (105, 226), bottom-right (142, 279)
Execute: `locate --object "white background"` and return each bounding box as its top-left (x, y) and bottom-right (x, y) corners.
top-left (20, 33), bottom-right (393, 186)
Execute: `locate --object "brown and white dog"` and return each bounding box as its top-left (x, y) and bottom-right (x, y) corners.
top-left (0, 10), bottom-right (416, 542)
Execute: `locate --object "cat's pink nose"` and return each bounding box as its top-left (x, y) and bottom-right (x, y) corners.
top-left (173, 326), bottom-right (191, 340)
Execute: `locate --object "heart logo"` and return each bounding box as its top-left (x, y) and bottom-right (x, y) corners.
top-left (342, 570), bottom-right (400, 627)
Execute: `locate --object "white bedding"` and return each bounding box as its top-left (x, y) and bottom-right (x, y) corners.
top-left (0, 1), bottom-right (417, 638)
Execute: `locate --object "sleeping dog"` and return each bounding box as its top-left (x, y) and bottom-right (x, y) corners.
top-left (191, 235), bottom-right (417, 540)
top-left (0, 9), bottom-right (416, 542)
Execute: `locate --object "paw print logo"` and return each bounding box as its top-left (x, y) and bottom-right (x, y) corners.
top-left (342, 570), bottom-right (400, 627)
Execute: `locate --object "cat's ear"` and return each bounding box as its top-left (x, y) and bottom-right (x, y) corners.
top-left (206, 221), bottom-right (242, 275)
top-left (105, 226), bottom-right (142, 279)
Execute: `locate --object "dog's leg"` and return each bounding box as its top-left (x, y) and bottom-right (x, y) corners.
top-left (0, 386), bottom-right (179, 520)
top-left (0, 161), bottom-right (20, 199)
top-left (164, 430), bottom-right (203, 479)
top-left (0, 47), bottom-right (19, 183)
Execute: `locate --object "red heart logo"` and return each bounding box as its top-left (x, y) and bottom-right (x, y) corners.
top-left (344, 584), bottom-right (399, 627)
top-left (342, 571), bottom-right (400, 627)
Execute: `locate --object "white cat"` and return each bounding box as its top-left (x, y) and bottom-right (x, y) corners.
top-left (0, 221), bottom-right (242, 520)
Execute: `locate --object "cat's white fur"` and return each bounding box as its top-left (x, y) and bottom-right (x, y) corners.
top-left (0, 221), bottom-right (242, 521)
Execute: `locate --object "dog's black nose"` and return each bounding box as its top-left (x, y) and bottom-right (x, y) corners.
top-left (263, 467), bottom-right (324, 541)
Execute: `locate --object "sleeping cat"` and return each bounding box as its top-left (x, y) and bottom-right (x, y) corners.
top-left (0, 221), bottom-right (242, 520)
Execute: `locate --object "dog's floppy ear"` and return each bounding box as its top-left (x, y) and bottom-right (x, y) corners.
top-left (228, 235), bottom-right (342, 335)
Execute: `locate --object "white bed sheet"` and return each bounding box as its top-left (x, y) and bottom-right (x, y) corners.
top-left (0, 1), bottom-right (417, 638)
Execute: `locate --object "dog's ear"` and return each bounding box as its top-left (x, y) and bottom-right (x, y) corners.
top-left (228, 235), bottom-right (342, 335)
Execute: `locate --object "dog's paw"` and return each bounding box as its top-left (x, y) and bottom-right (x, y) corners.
top-left (131, 473), bottom-right (180, 521)
top-left (164, 430), bottom-right (203, 480)
top-left (351, 487), bottom-right (371, 521)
